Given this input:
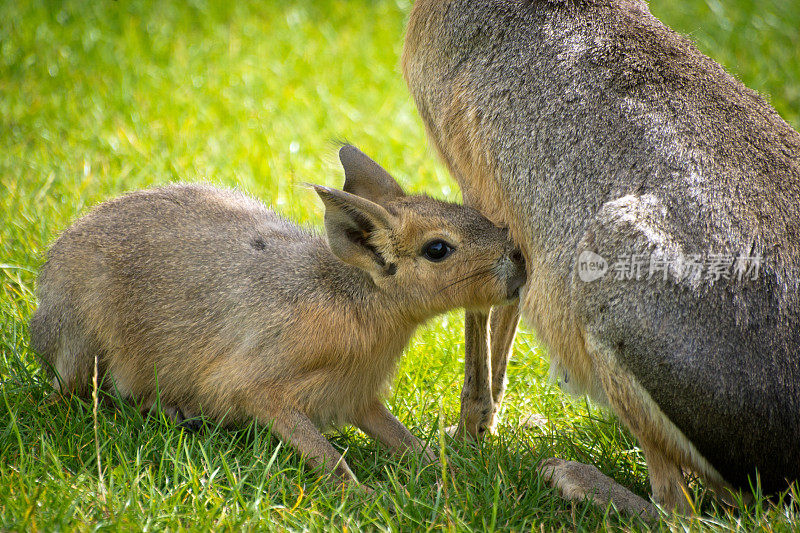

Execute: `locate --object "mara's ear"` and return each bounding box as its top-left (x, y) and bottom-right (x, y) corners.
top-left (313, 184), bottom-right (394, 271)
top-left (339, 145), bottom-right (405, 204)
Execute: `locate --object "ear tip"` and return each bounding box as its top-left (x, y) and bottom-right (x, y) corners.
top-left (311, 184), bottom-right (332, 197)
top-left (338, 144), bottom-right (362, 164)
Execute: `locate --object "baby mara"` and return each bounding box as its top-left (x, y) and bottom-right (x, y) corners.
top-left (31, 145), bottom-right (526, 486)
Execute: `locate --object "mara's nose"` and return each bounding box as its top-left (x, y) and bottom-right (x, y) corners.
top-left (506, 248), bottom-right (527, 299)
top-left (511, 248), bottom-right (525, 269)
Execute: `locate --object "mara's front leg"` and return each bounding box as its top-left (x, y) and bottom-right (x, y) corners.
top-left (487, 304), bottom-right (520, 432)
top-left (352, 399), bottom-right (435, 464)
top-left (455, 310), bottom-right (491, 439)
top-left (456, 305), bottom-right (520, 439)
top-left (263, 404), bottom-right (360, 487)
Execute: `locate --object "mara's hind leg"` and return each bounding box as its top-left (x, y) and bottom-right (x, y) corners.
top-left (538, 457), bottom-right (658, 520)
top-left (587, 334), bottom-right (701, 514)
top-left (539, 333), bottom-right (727, 516)
top-left (142, 401), bottom-right (204, 431)
top-left (30, 305), bottom-right (100, 399)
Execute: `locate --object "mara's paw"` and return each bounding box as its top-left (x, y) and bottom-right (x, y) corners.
top-left (538, 457), bottom-right (659, 521)
top-left (446, 422), bottom-right (490, 442)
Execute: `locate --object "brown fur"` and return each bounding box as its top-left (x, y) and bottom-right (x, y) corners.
top-left (30, 145), bottom-right (526, 486)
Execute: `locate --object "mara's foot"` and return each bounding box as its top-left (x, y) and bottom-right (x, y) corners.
top-left (538, 457), bottom-right (659, 521)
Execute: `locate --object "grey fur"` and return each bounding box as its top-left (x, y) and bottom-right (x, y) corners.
top-left (404, 0), bottom-right (800, 503)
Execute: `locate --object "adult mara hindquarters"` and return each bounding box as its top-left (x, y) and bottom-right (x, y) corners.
top-left (403, 0), bottom-right (800, 514)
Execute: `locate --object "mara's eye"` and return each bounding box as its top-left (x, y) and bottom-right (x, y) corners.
top-left (422, 240), bottom-right (454, 262)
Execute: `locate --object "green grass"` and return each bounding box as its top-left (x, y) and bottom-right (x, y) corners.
top-left (1, 0), bottom-right (799, 530)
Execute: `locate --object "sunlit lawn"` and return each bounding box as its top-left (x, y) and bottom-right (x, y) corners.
top-left (2, 0), bottom-right (799, 530)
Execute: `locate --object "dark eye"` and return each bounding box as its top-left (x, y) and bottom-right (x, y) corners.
top-left (422, 240), bottom-right (454, 262)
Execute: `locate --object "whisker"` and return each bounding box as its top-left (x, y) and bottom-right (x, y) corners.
top-left (435, 268), bottom-right (494, 296)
